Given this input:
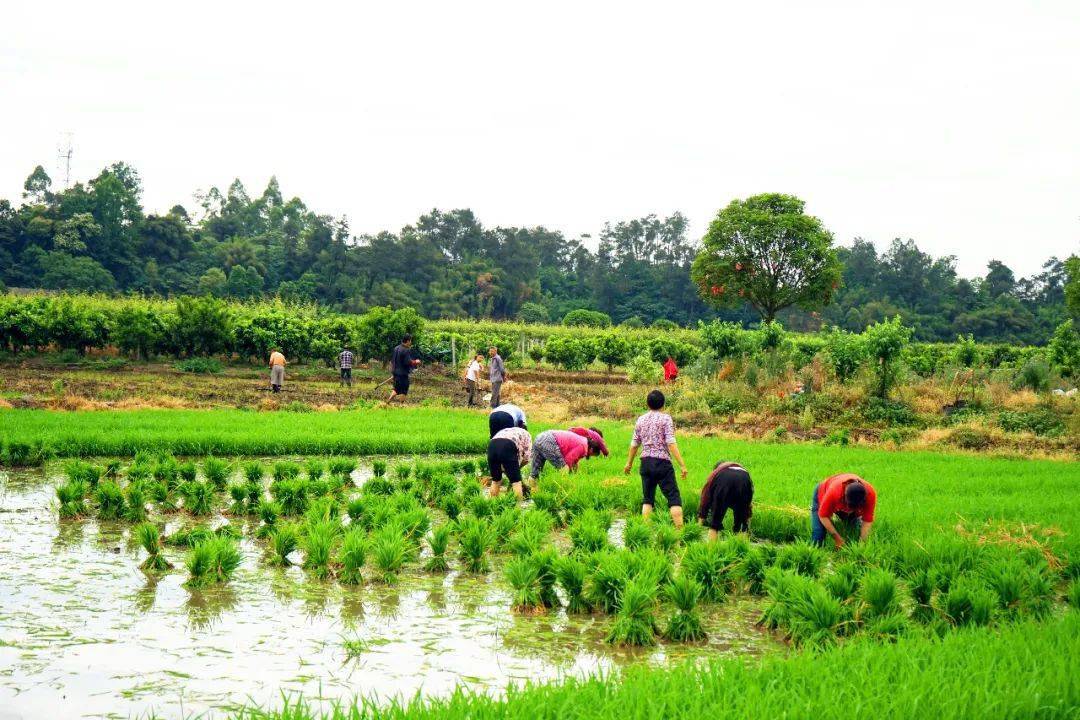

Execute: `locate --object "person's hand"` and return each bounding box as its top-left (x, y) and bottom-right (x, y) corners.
top-left (680, 466), bottom-right (688, 479)
top-left (832, 534), bottom-right (845, 549)
top-left (623, 463), bottom-right (632, 475)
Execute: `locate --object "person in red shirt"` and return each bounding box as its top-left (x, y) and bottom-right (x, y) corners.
top-left (811, 473), bottom-right (876, 548)
top-left (663, 357), bottom-right (678, 383)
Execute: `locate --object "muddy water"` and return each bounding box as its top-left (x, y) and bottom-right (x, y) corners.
top-left (0, 464), bottom-right (780, 719)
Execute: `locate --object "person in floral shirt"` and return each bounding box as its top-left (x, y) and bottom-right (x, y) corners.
top-left (623, 389), bottom-right (688, 527)
top-left (487, 426), bottom-right (532, 500)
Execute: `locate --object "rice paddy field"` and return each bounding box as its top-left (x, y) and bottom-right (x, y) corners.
top-left (1, 406), bottom-right (1079, 719)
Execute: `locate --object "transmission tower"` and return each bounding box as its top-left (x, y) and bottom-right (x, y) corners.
top-left (56, 132), bottom-right (74, 188)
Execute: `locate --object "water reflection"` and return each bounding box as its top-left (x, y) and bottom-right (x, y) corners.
top-left (185, 586), bottom-right (238, 631)
top-left (133, 575), bottom-right (160, 614)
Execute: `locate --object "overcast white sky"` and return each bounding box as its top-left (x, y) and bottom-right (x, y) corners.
top-left (2, 1), bottom-right (1077, 277)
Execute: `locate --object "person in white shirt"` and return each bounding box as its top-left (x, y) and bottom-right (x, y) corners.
top-left (489, 402), bottom-right (527, 437)
top-left (464, 353), bottom-right (484, 407)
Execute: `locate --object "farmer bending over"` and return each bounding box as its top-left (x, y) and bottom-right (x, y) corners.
top-left (387, 333), bottom-right (421, 403)
top-left (268, 348), bottom-right (286, 393)
top-left (489, 402), bottom-right (527, 438)
top-left (569, 426), bottom-right (608, 457)
top-left (488, 426), bottom-right (532, 500)
top-left (698, 461), bottom-right (753, 540)
top-left (811, 473), bottom-right (877, 548)
top-left (623, 390), bottom-right (688, 528)
top-left (530, 429), bottom-right (604, 480)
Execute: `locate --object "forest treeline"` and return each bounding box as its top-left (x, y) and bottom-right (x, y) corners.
top-left (1, 162), bottom-right (1075, 344)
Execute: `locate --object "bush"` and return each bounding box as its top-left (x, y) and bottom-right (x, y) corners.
top-left (174, 357), bottom-right (223, 374)
top-left (863, 316), bottom-right (914, 398)
top-left (562, 309), bottom-right (612, 328)
top-left (997, 410), bottom-right (1065, 437)
top-left (1048, 319), bottom-right (1079, 377)
top-left (594, 333), bottom-right (632, 370)
top-left (823, 328), bottom-right (865, 383)
top-left (949, 428), bottom-right (992, 450)
top-left (626, 353), bottom-right (663, 383)
top-left (953, 334), bottom-right (979, 367)
top-left (648, 337), bottom-right (695, 366)
top-left (544, 336), bottom-right (593, 371)
top-left (518, 302), bottom-right (550, 324)
top-left (173, 295), bottom-right (234, 356)
top-left (863, 398), bottom-right (919, 426)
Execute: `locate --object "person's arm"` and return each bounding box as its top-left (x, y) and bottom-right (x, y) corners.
top-left (668, 443), bottom-right (688, 479)
top-left (859, 521), bottom-right (873, 542)
top-left (818, 514), bottom-right (844, 548)
top-left (623, 445), bottom-right (639, 474)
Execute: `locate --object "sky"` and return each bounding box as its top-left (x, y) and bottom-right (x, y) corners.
top-left (1, 0), bottom-right (1077, 278)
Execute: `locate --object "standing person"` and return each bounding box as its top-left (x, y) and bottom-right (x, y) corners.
top-left (488, 426), bottom-right (532, 500)
top-left (530, 429), bottom-right (604, 480)
top-left (623, 390), bottom-right (688, 527)
top-left (387, 334), bottom-right (421, 404)
top-left (489, 402), bottom-right (527, 437)
top-left (464, 353), bottom-right (484, 407)
top-left (663, 356), bottom-right (679, 383)
top-left (268, 348), bottom-right (286, 393)
top-left (698, 461), bottom-right (753, 540)
top-left (488, 346), bottom-right (507, 408)
top-left (338, 345), bottom-right (354, 388)
top-left (811, 473), bottom-right (877, 548)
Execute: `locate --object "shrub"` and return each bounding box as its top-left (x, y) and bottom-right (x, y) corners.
top-left (594, 333), bottom-right (632, 370)
top-left (562, 309), bottom-right (612, 328)
top-left (606, 576), bottom-right (659, 646)
top-left (699, 320), bottom-right (745, 359)
top-left (174, 357), bottom-right (223, 374)
top-left (997, 410), bottom-right (1065, 437)
top-left (626, 353), bottom-right (663, 383)
top-left (823, 429), bottom-right (849, 446)
top-left (664, 574), bottom-right (706, 642)
top-left (518, 302), bottom-right (550, 324)
top-left (1048, 319), bottom-right (1080, 377)
top-left (949, 427), bottom-right (992, 451)
top-left (1013, 356), bottom-right (1051, 392)
top-left (863, 398), bottom-right (919, 426)
top-left (823, 328), bottom-right (865, 383)
top-left (863, 316), bottom-right (914, 398)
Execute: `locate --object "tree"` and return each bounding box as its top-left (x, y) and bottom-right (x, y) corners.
top-left (823, 327), bottom-right (865, 383)
top-left (198, 268), bottom-right (227, 297)
top-left (37, 251), bottom-right (116, 292)
top-left (562, 309), bottom-right (611, 327)
top-left (1048, 320), bottom-right (1079, 377)
top-left (691, 193), bottom-right (841, 321)
top-left (1065, 256), bottom-right (1080, 321)
top-left (518, 301), bottom-right (550, 324)
top-left (863, 316), bottom-right (913, 398)
top-left (594, 333), bottom-right (631, 370)
top-left (23, 166), bottom-right (52, 203)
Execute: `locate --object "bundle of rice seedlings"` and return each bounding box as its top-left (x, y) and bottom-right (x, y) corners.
top-left (243, 479), bottom-right (262, 510)
top-left (228, 483), bottom-right (248, 515)
top-left (1024, 569), bottom-right (1055, 619)
top-left (255, 499), bottom-right (280, 538)
top-left (363, 476), bottom-right (395, 496)
top-left (126, 463), bottom-right (151, 484)
top-left (66, 459), bottom-right (102, 488)
top-left (393, 464), bottom-right (411, 482)
top-left (424, 524), bottom-right (452, 572)
top-left (506, 555), bottom-right (544, 612)
top-left (664, 574), bottom-right (706, 642)
top-left (439, 494), bottom-right (462, 521)
top-left (468, 494), bottom-right (494, 519)
top-left (135, 522), bottom-right (171, 571)
top-left (862, 612), bottom-right (911, 641)
top-left (652, 522), bottom-right (679, 554)
top-left (273, 478), bottom-right (309, 517)
top-left (775, 541), bottom-right (826, 578)
top-left (104, 460), bottom-right (122, 478)
top-left (124, 483), bottom-right (148, 522)
top-left (788, 582), bottom-right (850, 647)
top-left (399, 507), bottom-right (432, 545)
top-left (427, 475), bottom-right (457, 504)
top-left (414, 462), bottom-right (436, 484)
top-left (272, 461), bottom-right (301, 483)
top-left (628, 547), bottom-right (674, 587)
top-left (530, 488), bottom-right (565, 527)
top-left (606, 576), bottom-right (659, 646)
top-left (180, 481), bottom-right (215, 516)
top-left (269, 524), bottom-right (300, 566)
top-left (678, 521), bottom-right (706, 546)
top-left (338, 526), bottom-right (368, 584)
top-left (153, 455), bottom-right (181, 489)
top-left (305, 458), bottom-right (326, 481)
top-left (554, 554), bottom-right (591, 613)
top-left (184, 536), bottom-right (242, 588)
top-left (305, 496), bottom-right (340, 524)
top-left (147, 480), bottom-right (176, 511)
top-left (372, 524), bottom-right (408, 583)
top-left (215, 523), bottom-right (241, 540)
top-left (457, 517), bottom-right (494, 573)
top-left (823, 563), bottom-right (862, 603)
top-left (748, 506), bottom-right (804, 543)
top-left (346, 496), bottom-right (366, 523)
top-left (941, 578), bottom-right (996, 627)
top-left (760, 568), bottom-right (814, 630)
top-left (981, 558), bottom-right (1030, 620)
top-left (681, 542), bottom-right (729, 602)
top-left (303, 519), bottom-right (339, 579)
top-left (509, 524), bottom-right (546, 557)
top-left (56, 479), bottom-right (88, 519)
top-left (243, 461), bottom-right (265, 485)
top-left (737, 546), bottom-right (770, 595)
top-left (178, 460), bottom-right (198, 484)
top-left (371, 459), bottom-right (387, 478)
top-left (908, 567), bottom-right (938, 622)
top-left (859, 568), bottom-right (902, 621)
top-left (1, 439), bottom-right (53, 467)
top-left (459, 477), bottom-right (482, 500)
top-left (459, 459), bottom-right (476, 475)
top-left (203, 457), bottom-right (231, 491)
top-left (489, 508), bottom-right (519, 545)
top-left (532, 547), bottom-right (560, 608)
top-left (95, 480), bottom-right (126, 520)
top-left (569, 513), bottom-right (608, 554)
top-left (622, 516), bottom-right (651, 551)
top-left (587, 550), bottom-right (630, 614)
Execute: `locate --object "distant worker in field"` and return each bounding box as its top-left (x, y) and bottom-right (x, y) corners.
top-left (464, 353), bottom-right (484, 407)
top-left (489, 402), bottom-right (527, 437)
top-left (663, 356), bottom-right (679, 383)
top-left (488, 346), bottom-right (507, 408)
top-left (268, 347), bottom-right (286, 393)
top-left (698, 461), bottom-right (753, 540)
top-left (487, 425), bottom-right (532, 500)
top-left (569, 426), bottom-right (609, 457)
top-left (530, 429), bottom-right (605, 480)
top-left (338, 345), bottom-right (354, 387)
top-left (811, 473), bottom-right (877, 548)
top-left (387, 333), bottom-right (421, 403)
top-left (623, 389), bottom-right (688, 528)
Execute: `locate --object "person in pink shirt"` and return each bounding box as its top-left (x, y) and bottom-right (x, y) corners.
top-left (568, 426), bottom-right (609, 458)
top-left (529, 429), bottom-right (604, 480)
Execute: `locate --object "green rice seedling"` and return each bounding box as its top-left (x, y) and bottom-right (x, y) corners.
top-left (775, 541), bottom-right (826, 578)
top-left (459, 476), bottom-right (483, 500)
top-left (941, 578), bottom-right (996, 627)
top-left (269, 524), bottom-right (300, 566)
top-left (737, 546), bottom-right (770, 595)
top-left (135, 522), bottom-right (171, 571)
top-left (554, 554), bottom-right (592, 613)
top-left (521, 508), bottom-right (555, 536)
top-left (178, 460), bottom-right (197, 483)
top-left (203, 457), bottom-right (231, 491)
top-left (587, 550), bottom-right (631, 614)
top-left (460, 459), bottom-right (476, 475)
top-left (372, 524), bottom-right (408, 583)
top-left (414, 462), bottom-right (436, 484)
top-left (305, 458), bottom-right (326, 482)
top-left (628, 547), bottom-right (674, 587)
top-left (980, 558), bottom-right (1027, 619)
top-left (859, 568), bottom-right (902, 621)
top-left (305, 496), bottom-right (340, 524)
top-left (327, 456), bottom-right (357, 478)
top-left (908, 567), bottom-right (938, 622)
top-left (56, 479), bottom-right (88, 519)
top-left (863, 612), bottom-right (911, 641)
top-left (679, 521), bottom-right (706, 546)
top-left (215, 523), bottom-right (241, 540)
top-left (255, 499), bottom-right (280, 538)
top-left (243, 461), bottom-right (265, 485)
top-left (399, 507), bottom-right (432, 545)
top-left (681, 542), bottom-right (729, 602)
top-left (424, 524), bottom-right (452, 572)
top-left (243, 479), bottom-right (262, 510)
top-left (148, 480), bottom-right (177, 511)
top-left (532, 547), bottom-right (560, 608)
top-left (490, 508), bottom-right (519, 545)
top-left (569, 512), bottom-right (609, 554)
top-left (346, 495), bottom-right (366, 523)
top-left (394, 464), bottom-right (411, 482)
top-left (1, 439), bottom-right (53, 467)
top-left (180, 481), bottom-right (215, 516)
top-left (509, 524), bottom-right (546, 557)
top-left (468, 493), bottom-right (494, 519)
top-left (124, 483), bottom-right (148, 522)
top-left (184, 536), bottom-right (242, 588)
top-left (530, 487), bottom-right (565, 527)
top-left (1068, 579), bottom-right (1080, 610)
top-left (606, 576), bottom-right (659, 647)
top-left (371, 459), bottom-right (387, 478)
top-left (65, 459), bottom-right (102, 488)
top-left (126, 463), bottom-right (151, 484)
top-left (363, 476), bottom-right (395, 496)
top-left (439, 494), bottom-right (462, 521)
top-left (823, 563), bottom-right (861, 603)
top-left (1024, 570), bottom-right (1055, 619)
top-left (788, 582), bottom-right (850, 647)
top-left (165, 524), bottom-right (213, 547)
top-left (622, 516), bottom-right (651, 551)
top-left (303, 519), bottom-right (338, 579)
top-left (760, 568), bottom-right (815, 631)
top-left (427, 475), bottom-right (458, 504)
top-left (457, 517), bottom-right (494, 573)
top-left (95, 480), bottom-right (126, 520)
top-left (653, 522), bottom-right (679, 554)
top-left (103, 460), bottom-right (122, 478)
top-left (153, 455), bottom-right (180, 488)
top-left (273, 478), bottom-right (309, 517)
top-left (338, 527), bottom-right (368, 585)
top-left (273, 461), bottom-right (302, 483)
top-left (505, 555), bottom-right (544, 612)
top-left (749, 506), bottom-right (805, 543)
top-left (342, 636), bottom-right (368, 660)
top-left (664, 574), bottom-right (706, 642)
top-left (228, 483), bottom-right (248, 515)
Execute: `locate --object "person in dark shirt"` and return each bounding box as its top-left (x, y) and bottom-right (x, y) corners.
top-left (387, 334), bottom-right (421, 403)
top-left (697, 461), bottom-right (753, 540)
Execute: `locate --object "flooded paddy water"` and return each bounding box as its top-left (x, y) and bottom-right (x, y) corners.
top-left (0, 461), bottom-right (781, 719)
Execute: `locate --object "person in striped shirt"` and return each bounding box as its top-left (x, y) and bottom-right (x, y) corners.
top-left (338, 347), bottom-right (354, 387)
